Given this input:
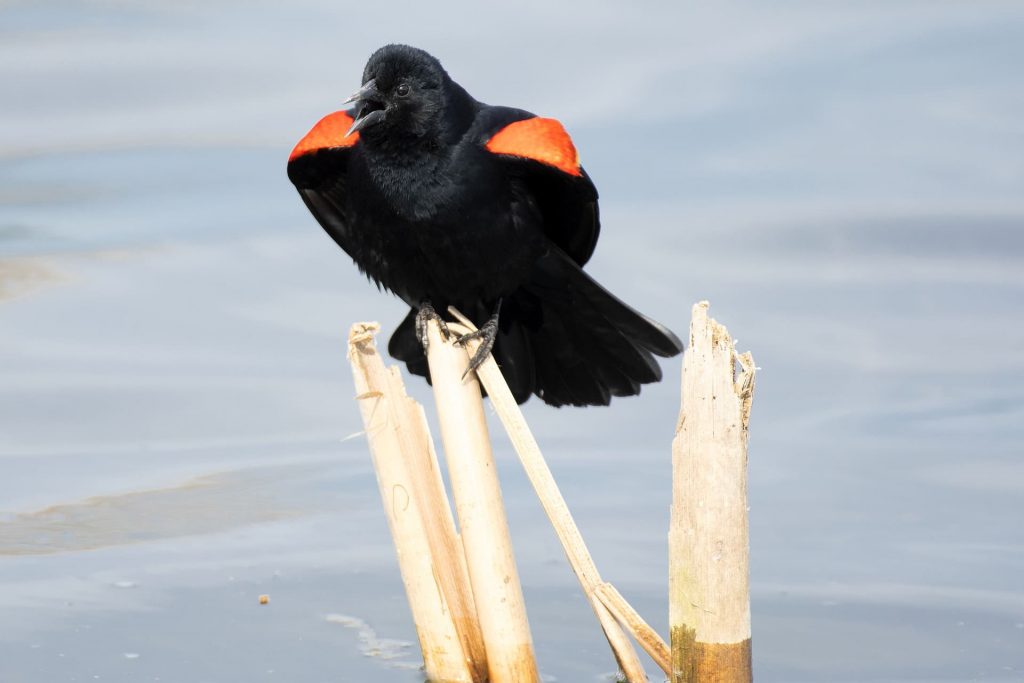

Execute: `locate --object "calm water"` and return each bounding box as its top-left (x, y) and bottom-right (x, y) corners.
top-left (2, 2), bottom-right (1023, 681)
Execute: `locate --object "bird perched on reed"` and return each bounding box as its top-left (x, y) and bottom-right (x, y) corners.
top-left (288, 44), bottom-right (682, 406)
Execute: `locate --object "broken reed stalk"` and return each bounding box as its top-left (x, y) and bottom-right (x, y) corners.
top-left (347, 322), bottom-right (486, 683)
top-left (423, 319), bottom-right (541, 683)
top-left (449, 309), bottom-right (670, 683)
top-left (669, 302), bottom-right (755, 683)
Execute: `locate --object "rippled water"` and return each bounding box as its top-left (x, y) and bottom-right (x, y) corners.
top-left (2, 2), bottom-right (1023, 681)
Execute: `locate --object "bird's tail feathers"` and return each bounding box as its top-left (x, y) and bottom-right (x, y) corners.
top-left (386, 248), bottom-right (682, 407)
top-left (517, 248), bottom-right (682, 406)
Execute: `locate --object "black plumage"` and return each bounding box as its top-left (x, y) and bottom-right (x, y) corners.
top-left (287, 44), bottom-right (682, 406)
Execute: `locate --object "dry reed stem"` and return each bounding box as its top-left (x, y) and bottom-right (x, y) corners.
top-left (594, 582), bottom-right (671, 673)
top-left (669, 302), bottom-right (755, 683)
top-left (424, 319), bottom-right (540, 683)
top-left (448, 309), bottom-right (667, 682)
top-left (382, 367), bottom-right (489, 681)
top-left (347, 322), bottom-right (484, 682)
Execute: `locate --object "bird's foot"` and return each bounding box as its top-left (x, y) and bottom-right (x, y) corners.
top-left (456, 302), bottom-right (501, 379)
top-left (414, 301), bottom-right (450, 351)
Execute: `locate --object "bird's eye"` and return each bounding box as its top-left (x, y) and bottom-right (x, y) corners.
top-left (395, 83), bottom-right (411, 97)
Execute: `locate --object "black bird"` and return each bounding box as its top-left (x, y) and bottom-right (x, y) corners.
top-left (287, 44), bottom-right (682, 406)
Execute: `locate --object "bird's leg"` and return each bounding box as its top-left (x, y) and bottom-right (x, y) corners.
top-left (414, 300), bottom-right (450, 351)
top-left (456, 300), bottom-right (502, 378)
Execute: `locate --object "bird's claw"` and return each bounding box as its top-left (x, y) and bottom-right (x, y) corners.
top-left (456, 315), bottom-right (499, 379)
top-left (414, 302), bottom-right (450, 351)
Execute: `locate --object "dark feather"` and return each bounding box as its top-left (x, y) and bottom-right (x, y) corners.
top-left (288, 44), bottom-right (683, 407)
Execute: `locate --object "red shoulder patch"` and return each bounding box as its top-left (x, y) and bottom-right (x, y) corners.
top-left (289, 111), bottom-right (359, 162)
top-left (485, 117), bottom-right (582, 177)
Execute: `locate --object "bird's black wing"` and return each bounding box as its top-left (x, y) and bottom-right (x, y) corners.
top-left (286, 110), bottom-right (361, 258)
top-left (475, 107), bottom-right (600, 267)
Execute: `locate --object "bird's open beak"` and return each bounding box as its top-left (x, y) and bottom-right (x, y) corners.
top-left (344, 79), bottom-right (386, 136)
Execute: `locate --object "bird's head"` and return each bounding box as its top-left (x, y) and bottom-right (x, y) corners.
top-left (345, 44), bottom-right (461, 145)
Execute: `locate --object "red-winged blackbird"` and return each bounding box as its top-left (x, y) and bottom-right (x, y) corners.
top-left (287, 44), bottom-right (682, 407)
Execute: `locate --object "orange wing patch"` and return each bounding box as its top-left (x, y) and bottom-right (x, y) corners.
top-left (289, 111), bottom-right (359, 161)
top-left (485, 117), bottom-right (582, 177)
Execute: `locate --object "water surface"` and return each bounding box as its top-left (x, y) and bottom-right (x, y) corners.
top-left (2, 2), bottom-right (1023, 681)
